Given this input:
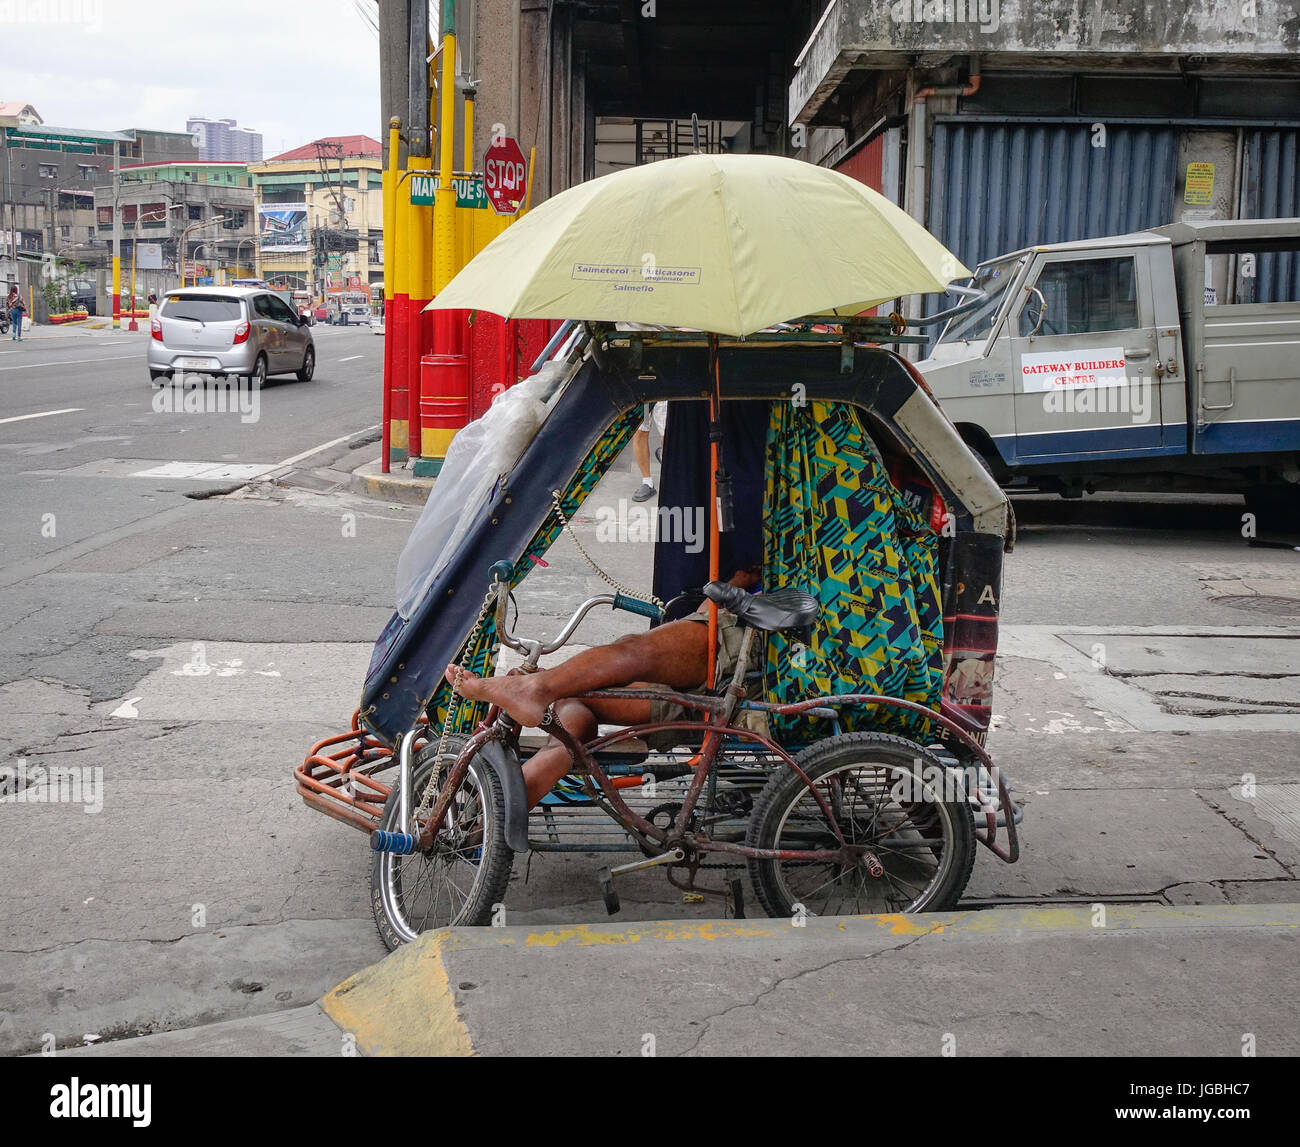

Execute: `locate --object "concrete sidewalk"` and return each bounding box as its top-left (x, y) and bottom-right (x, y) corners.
top-left (59, 904), bottom-right (1300, 1057)
top-left (7, 320), bottom-right (150, 339)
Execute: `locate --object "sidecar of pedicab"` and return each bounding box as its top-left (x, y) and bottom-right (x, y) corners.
top-left (296, 318), bottom-right (1019, 946)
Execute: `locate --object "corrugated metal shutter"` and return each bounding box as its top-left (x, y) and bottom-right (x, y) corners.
top-left (1240, 128), bottom-right (1300, 304)
top-left (836, 134), bottom-right (884, 192)
top-left (926, 122), bottom-right (1178, 314)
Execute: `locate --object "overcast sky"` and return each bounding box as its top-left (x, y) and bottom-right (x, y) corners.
top-left (3, 0), bottom-right (384, 156)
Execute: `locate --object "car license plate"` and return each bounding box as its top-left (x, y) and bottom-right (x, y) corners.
top-left (175, 356), bottom-right (218, 370)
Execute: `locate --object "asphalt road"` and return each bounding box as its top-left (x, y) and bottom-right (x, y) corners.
top-left (0, 331), bottom-right (1297, 1056)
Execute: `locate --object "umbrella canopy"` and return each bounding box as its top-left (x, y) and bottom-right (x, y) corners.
top-left (426, 153), bottom-right (969, 337)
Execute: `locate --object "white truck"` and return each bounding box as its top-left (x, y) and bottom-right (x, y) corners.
top-left (919, 218), bottom-right (1300, 525)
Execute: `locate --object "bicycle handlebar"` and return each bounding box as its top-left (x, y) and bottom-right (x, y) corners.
top-left (612, 593), bottom-right (662, 620)
top-left (486, 558), bottom-right (663, 662)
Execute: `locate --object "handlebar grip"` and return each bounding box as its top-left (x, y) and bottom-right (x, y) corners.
top-left (613, 593), bottom-right (662, 621)
top-left (488, 559), bottom-right (514, 584)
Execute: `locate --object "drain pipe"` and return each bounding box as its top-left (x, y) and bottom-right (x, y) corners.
top-left (908, 56), bottom-right (982, 227)
top-left (903, 58), bottom-right (981, 357)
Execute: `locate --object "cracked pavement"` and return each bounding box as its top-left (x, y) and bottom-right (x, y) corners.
top-left (2, 339), bottom-right (1299, 1055)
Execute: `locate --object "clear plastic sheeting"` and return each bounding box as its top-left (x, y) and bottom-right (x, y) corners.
top-left (394, 357), bottom-right (576, 619)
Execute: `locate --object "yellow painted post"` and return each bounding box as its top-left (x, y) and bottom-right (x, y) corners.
top-left (416, 21), bottom-right (460, 472)
top-left (382, 116), bottom-right (402, 467)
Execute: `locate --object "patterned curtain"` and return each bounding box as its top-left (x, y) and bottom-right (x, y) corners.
top-left (425, 407), bottom-right (644, 732)
top-left (762, 401), bottom-right (944, 744)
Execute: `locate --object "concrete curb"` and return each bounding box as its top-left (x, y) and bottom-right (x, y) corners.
top-left (320, 904), bottom-right (1300, 1057)
top-left (44, 1003), bottom-right (348, 1058)
top-left (348, 458), bottom-right (434, 505)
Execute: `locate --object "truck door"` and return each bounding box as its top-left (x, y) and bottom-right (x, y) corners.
top-left (1007, 251), bottom-right (1167, 462)
top-left (1195, 242), bottom-right (1300, 456)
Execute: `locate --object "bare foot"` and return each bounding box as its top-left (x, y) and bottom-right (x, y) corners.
top-left (443, 664), bottom-right (551, 727)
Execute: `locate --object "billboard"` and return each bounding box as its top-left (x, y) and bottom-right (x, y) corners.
top-left (137, 242), bottom-right (163, 270)
top-left (258, 203), bottom-right (308, 252)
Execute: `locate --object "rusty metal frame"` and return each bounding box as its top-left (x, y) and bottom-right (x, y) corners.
top-left (298, 686), bottom-right (1019, 864)
top-left (293, 709), bottom-right (419, 833)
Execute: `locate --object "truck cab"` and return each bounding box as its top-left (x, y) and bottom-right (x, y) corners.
top-left (920, 219), bottom-right (1300, 508)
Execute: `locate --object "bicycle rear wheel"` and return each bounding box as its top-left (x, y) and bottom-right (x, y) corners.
top-left (371, 736), bottom-right (514, 950)
top-left (747, 732), bottom-right (975, 919)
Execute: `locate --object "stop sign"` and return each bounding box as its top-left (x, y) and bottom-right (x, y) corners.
top-left (484, 137), bottom-right (527, 216)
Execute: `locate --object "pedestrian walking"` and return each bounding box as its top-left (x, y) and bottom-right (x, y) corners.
top-left (6, 285), bottom-right (26, 341)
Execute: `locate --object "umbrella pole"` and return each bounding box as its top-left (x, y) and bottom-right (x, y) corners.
top-left (707, 334), bottom-right (721, 688)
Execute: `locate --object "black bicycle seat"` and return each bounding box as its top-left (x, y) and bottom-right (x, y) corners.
top-left (703, 582), bottom-right (819, 633)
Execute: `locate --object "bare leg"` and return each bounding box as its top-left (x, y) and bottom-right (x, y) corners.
top-left (446, 620), bottom-right (708, 728)
top-left (522, 695), bottom-right (654, 807)
top-left (633, 427), bottom-right (651, 479)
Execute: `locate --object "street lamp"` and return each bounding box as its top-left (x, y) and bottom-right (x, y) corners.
top-left (178, 214), bottom-right (236, 288)
top-left (234, 236), bottom-right (258, 279)
top-left (129, 202), bottom-right (182, 331)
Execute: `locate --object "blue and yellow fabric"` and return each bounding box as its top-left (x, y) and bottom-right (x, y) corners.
top-left (425, 406), bottom-right (644, 733)
top-left (762, 400), bottom-right (943, 743)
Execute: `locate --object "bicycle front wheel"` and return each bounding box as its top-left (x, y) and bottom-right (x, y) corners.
top-left (371, 737), bottom-right (514, 949)
top-left (747, 732), bottom-right (975, 919)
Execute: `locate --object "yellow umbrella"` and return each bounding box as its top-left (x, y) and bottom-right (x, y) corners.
top-left (426, 153), bottom-right (968, 337)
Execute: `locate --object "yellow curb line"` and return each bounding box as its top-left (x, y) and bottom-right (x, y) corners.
top-left (322, 930), bottom-right (475, 1057)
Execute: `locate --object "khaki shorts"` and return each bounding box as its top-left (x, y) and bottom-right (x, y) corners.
top-left (645, 607), bottom-right (771, 750)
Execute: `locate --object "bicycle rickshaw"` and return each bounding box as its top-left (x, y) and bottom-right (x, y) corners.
top-left (297, 316), bottom-right (1019, 948)
top-left (295, 152), bottom-right (1020, 948)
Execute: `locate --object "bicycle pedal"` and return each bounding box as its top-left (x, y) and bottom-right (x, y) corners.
top-left (596, 866), bottom-right (621, 915)
top-left (370, 830), bottom-right (418, 854)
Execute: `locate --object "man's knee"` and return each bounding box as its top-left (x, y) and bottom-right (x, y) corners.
top-left (554, 699), bottom-right (597, 737)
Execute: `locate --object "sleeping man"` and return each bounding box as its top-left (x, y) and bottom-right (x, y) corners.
top-left (446, 562), bottom-right (762, 807)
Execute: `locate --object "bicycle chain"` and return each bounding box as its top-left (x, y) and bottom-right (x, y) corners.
top-left (550, 489), bottom-right (664, 608)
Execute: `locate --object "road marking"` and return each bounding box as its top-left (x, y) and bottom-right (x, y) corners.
top-left (131, 461), bottom-right (276, 481)
top-left (338, 354), bottom-right (364, 362)
top-left (0, 406), bottom-right (84, 426)
top-left (270, 424), bottom-right (380, 472)
top-left (0, 353), bottom-right (140, 371)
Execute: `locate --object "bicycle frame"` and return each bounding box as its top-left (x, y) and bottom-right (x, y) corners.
top-left (411, 611), bottom-right (1019, 864)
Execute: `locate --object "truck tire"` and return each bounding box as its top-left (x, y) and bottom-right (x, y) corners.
top-left (1245, 487), bottom-right (1300, 533)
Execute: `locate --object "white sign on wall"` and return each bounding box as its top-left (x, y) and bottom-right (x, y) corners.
top-left (1019, 347), bottom-right (1128, 392)
top-left (137, 242), bottom-right (163, 270)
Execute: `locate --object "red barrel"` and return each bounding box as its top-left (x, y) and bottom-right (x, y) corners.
top-left (419, 353), bottom-right (471, 444)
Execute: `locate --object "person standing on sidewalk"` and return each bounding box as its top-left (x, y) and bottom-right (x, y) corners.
top-left (632, 401), bottom-right (667, 502)
top-left (6, 285), bottom-right (25, 341)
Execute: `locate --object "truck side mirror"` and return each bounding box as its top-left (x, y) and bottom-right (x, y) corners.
top-left (1023, 285), bottom-right (1048, 337)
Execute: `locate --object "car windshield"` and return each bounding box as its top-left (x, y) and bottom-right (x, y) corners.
top-left (160, 295), bottom-right (242, 323)
top-left (934, 256), bottom-right (1024, 346)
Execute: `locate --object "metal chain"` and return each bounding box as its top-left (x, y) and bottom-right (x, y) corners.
top-left (411, 580), bottom-right (500, 829)
top-left (550, 489), bottom-right (664, 607)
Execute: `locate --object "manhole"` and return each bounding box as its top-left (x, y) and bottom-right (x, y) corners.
top-left (1214, 595), bottom-right (1300, 618)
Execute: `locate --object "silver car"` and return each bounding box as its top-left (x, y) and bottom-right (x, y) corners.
top-left (148, 286), bottom-right (316, 385)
